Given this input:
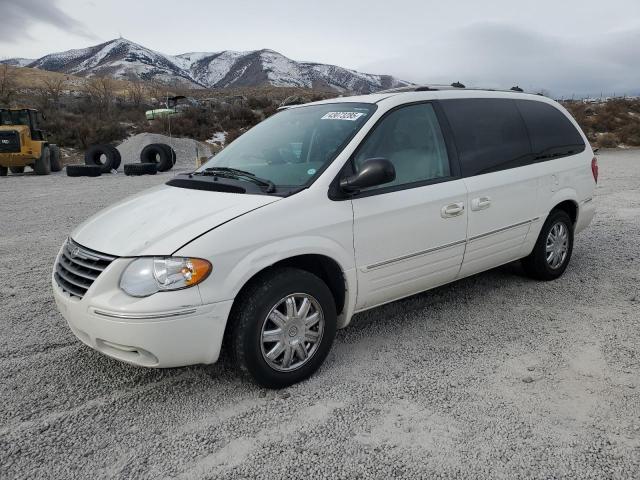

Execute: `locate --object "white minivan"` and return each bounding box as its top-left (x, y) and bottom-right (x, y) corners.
top-left (52, 87), bottom-right (597, 387)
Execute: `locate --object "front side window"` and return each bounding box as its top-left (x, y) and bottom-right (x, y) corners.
top-left (199, 103), bottom-right (376, 188)
top-left (353, 103), bottom-right (451, 189)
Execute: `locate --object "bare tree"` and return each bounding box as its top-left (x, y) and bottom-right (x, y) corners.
top-left (42, 77), bottom-right (67, 106)
top-left (85, 76), bottom-right (117, 112)
top-left (32, 76), bottom-right (68, 109)
top-left (126, 79), bottom-right (146, 107)
top-left (147, 80), bottom-right (169, 107)
top-left (0, 64), bottom-right (18, 106)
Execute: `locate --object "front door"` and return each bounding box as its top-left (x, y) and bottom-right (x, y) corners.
top-left (349, 103), bottom-right (468, 310)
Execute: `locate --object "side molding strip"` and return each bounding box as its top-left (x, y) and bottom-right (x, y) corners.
top-left (365, 239), bottom-right (467, 270)
top-left (363, 217), bottom-right (541, 271)
top-left (468, 218), bottom-right (538, 242)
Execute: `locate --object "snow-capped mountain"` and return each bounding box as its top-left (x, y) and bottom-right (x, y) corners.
top-left (1, 58), bottom-right (34, 67)
top-left (2, 38), bottom-right (409, 93)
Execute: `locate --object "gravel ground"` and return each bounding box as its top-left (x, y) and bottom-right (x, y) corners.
top-left (0, 149), bottom-right (639, 479)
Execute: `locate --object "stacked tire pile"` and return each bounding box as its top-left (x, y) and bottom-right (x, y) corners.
top-left (67, 145), bottom-right (120, 177)
top-left (124, 143), bottom-right (176, 176)
top-left (66, 143), bottom-right (176, 177)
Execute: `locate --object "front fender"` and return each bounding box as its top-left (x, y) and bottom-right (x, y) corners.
top-left (222, 236), bottom-right (357, 328)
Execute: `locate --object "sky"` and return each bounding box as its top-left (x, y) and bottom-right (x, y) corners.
top-left (0, 0), bottom-right (638, 97)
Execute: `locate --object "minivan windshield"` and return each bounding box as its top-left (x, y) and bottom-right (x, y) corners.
top-left (198, 103), bottom-right (376, 188)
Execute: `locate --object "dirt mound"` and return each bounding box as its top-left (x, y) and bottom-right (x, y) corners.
top-left (117, 133), bottom-right (213, 171)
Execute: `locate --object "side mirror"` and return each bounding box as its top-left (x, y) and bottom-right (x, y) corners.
top-left (340, 158), bottom-right (395, 193)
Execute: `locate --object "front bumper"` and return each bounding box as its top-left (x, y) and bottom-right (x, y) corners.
top-left (52, 254), bottom-right (234, 368)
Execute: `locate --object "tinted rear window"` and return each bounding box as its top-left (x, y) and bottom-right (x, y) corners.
top-left (516, 100), bottom-right (585, 159)
top-left (440, 98), bottom-right (531, 176)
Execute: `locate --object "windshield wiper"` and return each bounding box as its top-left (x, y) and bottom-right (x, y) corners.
top-left (203, 167), bottom-right (258, 177)
top-left (193, 167), bottom-right (276, 193)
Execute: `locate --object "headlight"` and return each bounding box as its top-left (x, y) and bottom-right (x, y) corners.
top-left (120, 257), bottom-right (212, 297)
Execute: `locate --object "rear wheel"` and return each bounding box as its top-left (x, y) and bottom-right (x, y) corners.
top-left (34, 146), bottom-right (51, 175)
top-left (50, 144), bottom-right (62, 172)
top-left (523, 210), bottom-right (574, 280)
top-left (9, 166), bottom-right (25, 174)
top-left (0, 166), bottom-right (7, 176)
top-left (228, 268), bottom-right (337, 388)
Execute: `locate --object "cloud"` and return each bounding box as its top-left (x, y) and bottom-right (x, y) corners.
top-left (0, 0), bottom-right (97, 44)
top-left (362, 22), bottom-right (640, 97)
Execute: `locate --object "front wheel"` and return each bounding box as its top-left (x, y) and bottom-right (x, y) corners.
top-left (33, 146), bottom-right (51, 175)
top-left (228, 267), bottom-right (337, 388)
top-left (523, 210), bottom-right (574, 280)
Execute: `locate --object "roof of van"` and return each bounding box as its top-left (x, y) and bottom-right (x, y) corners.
top-left (295, 87), bottom-right (547, 108)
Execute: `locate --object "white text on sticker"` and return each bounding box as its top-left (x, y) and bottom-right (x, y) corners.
top-left (321, 112), bottom-right (365, 121)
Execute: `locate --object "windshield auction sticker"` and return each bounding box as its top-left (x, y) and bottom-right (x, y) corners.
top-left (321, 112), bottom-right (365, 121)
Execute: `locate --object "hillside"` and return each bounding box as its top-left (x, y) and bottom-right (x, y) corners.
top-left (562, 98), bottom-right (640, 148)
top-left (2, 38), bottom-right (410, 94)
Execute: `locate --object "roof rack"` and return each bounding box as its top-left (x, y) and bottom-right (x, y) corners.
top-left (376, 84), bottom-right (460, 94)
top-left (377, 84), bottom-right (535, 95)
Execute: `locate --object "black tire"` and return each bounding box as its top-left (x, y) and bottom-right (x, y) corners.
top-left (50, 144), bottom-right (62, 172)
top-left (140, 143), bottom-right (173, 172)
top-left (9, 166), bottom-right (25, 174)
top-left (124, 162), bottom-right (157, 176)
top-left (159, 144), bottom-right (177, 166)
top-left (227, 267), bottom-right (337, 389)
top-left (66, 164), bottom-right (102, 177)
top-left (104, 145), bottom-right (122, 170)
top-left (522, 210), bottom-right (574, 281)
top-left (34, 146), bottom-right (51, 175)
top-left (0, 166), bottom-right (7, 176)
top-left (84, 144), bottom-right (119, 173)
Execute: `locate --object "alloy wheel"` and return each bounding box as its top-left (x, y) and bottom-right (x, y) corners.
top-left (260, 293), bottom-right (325, 372)
top-left (545, 222), bottom-right (569, 269)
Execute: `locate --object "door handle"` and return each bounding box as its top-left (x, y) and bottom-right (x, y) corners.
top-left (441, 202), bottom-right (465, 218)
top-left (471, 196), bottom-right (492, 211)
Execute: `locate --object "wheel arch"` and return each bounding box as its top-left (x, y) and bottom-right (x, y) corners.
top-left (551, 199), bottom-right (578, 225)
top-left (222, 248), bottom-right (355, 343)
top-left (546, 188), bottom-right (579, 225)
top-left (230, 253), bottom-right (348, 314)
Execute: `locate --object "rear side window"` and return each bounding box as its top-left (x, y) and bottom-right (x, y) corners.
top-left (516, 100), bottom-right (585, 159)
top-left (440, 98), bottom-right (531, 176)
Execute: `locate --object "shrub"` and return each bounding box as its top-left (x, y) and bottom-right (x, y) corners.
top-left (597, 133), bottom-right (619, 148)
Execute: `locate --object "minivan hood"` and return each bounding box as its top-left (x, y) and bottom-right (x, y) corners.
top-left (71, 184), bottom-right (280, 256)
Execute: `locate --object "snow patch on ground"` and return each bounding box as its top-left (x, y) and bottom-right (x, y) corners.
top-left (207, 131), bottom-right (227, 146)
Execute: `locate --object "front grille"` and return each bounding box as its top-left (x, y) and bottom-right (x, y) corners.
top-left (54, 239), bottom-right (117, 299)
top-left (0, 130), bottom-right (20, 153)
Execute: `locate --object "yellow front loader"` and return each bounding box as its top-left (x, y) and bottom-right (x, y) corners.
top-left (0, 108), bottom-right (61, 176)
